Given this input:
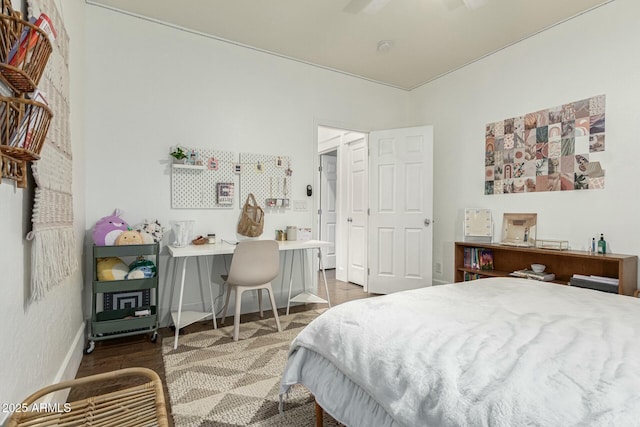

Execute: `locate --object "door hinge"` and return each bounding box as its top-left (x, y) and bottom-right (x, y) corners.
top-left (318, 209), bottom-right (322, 215)
top-left (318, 165), bottom-right (322, 172)
top-left (367, 208), bottom-right (370, 216)
top-left (367, 268), bottom-right (370, 276)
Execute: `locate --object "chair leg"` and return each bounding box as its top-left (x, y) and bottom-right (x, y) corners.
top-left (233, 288), bottom-right (243, 341)
top-left (266, 284), bottom-right (282, 333)
top-left (257, 289), bottom-right (263, 318)
top-left (221, 284), bottom-right (232, 325)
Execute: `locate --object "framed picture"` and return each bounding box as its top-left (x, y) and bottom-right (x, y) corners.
top-left (501, 213), bottom-right (537, 247)
top-left (217, 182), bottom-right (234, 205)
top-left (207, 157), bottom-right (219, 171)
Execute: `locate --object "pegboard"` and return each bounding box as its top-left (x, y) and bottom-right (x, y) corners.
top-left (171, 146), bottom-right (236, 209)
top-left (239, 152), bottom-right (292, 209)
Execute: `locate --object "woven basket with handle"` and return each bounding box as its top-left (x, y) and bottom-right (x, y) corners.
top-left (237, 193), bottom-right (264, 237)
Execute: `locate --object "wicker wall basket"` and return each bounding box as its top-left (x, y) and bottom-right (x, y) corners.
top-left (0, 94), bottom-right (52, 162)
top-left (0, 151), bottom-right (26, 187)
top-left (6, 367), bottom-right (170, 427)
top-left (0, 5), bottom-right (53, 93)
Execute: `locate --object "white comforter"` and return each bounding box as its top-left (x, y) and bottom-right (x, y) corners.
top-left (282, 278), bottom-right (640, 427)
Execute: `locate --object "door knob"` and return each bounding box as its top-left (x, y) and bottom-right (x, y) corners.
top-left (424, 218), bottom-right (431, 226)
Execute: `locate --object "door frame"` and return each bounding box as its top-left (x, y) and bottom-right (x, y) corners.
top-left (314, 119), bottom-right (369, 287)
top-left (319, 152), bottom-right (338, 269)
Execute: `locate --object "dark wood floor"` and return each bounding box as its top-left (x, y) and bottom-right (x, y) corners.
top-left (69, 271), bottom-right (375, 426)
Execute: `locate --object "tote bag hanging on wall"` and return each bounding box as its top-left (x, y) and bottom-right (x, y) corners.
top-left (237, 193), bottom-right (264, 237)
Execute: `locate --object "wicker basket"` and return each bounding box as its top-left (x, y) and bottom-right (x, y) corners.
top-left (0, 94), bottom-right (52, 161)
top-left (6, 367), bottom-right (169, 427)
top-left (0, 2), bottom-right (53, 94)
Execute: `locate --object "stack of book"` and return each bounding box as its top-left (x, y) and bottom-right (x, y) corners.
top-left (510, 269), bottom-right (556, 282)
top-left (569, 274), bottom-right (618, 294)
top-left (463, 247), bottom-right (493, 271)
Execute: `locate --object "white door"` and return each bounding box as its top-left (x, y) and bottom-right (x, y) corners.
top-left (320, 154), bottom-right (337, 269)
top-left (347, 138), bottom-right (368, 287)
top-left (368, 126), bottom-right (433, 294)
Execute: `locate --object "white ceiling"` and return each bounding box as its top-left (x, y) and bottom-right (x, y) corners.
top-left (86, 0), bottom-right (612, 90)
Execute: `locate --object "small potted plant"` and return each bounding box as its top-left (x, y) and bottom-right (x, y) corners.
top-left (170, 146), bottom-right (188, 164)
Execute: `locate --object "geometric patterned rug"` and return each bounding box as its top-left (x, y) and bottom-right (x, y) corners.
top-left (162, 309), bottom-right (340, 426)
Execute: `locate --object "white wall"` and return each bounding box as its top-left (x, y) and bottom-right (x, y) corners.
top-left (409, 0), bottom-right (640, 285)
top-left (0, 0), bottom-right (86, 423)
top-left (84, 6), bottom-right (411, 324)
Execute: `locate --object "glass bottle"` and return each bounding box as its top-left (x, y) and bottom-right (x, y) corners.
top-left (597, 234), bottom-right (606, 254)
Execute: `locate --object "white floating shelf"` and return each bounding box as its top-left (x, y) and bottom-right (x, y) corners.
top-left (172, 164), bottom-right (205, 170)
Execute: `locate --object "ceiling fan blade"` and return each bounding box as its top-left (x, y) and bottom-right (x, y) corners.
top-left (343, 0), bottom-right (392, 15)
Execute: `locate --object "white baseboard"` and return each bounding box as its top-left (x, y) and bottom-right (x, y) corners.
top-left (432, 278), bottom-right (450, 286)
top-left (0, 323), bottom-right (85, 427)
top-left (48, 322), bottom-right (85, 403)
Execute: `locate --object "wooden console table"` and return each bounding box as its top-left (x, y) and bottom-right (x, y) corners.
top-left (454, 242), bottom-right (638, 296)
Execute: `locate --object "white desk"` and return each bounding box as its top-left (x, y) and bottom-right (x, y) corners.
top-left (167, 239), bottom-right (331, 349)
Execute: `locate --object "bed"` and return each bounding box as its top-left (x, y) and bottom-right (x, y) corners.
top-left (279, 277), bottom-right (640, 427)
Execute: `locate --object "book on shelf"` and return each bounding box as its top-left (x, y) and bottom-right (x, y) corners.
top-left (463, 247), bottom-right (493, 271)
top-left (0, 79), bottom-right (12, 97)
top-left (7, 13), bottom-right (57, 66)
top-left (510, 269), bottom-right (556, 282)
top-left (7, 89), bottom-right (48, 149)
top-left (569, 274), bottom-right (618, 293)
top-left (571, 274), bottom-right (619, 286)
top-left (464, 272), bottom-right (486, 281)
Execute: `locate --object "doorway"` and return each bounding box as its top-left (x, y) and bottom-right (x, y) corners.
top-left (316, 124), bottom-right (434, 294)
top-left (317, 125), bottom-right (367, 288)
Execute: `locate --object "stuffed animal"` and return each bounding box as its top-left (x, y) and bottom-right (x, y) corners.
top-left (115, 230), bottom-right (144, 245)
top-left (134, 219), bottom-right (165, 244)
top-left (96, 257), bottom-right (129, 281)
top-left (93, 209), bottom-right (129, 246)
top-left (126, 257), bottom-right (157, 279)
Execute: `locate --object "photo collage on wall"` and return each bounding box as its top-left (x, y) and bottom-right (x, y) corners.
top-left (485, 94), bottom-right (605, 195)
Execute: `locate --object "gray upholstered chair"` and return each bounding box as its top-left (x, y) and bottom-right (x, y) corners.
top-left (221, 240), bottom-right (282, 341)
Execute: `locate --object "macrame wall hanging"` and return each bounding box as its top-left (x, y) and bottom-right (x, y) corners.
top-left (26, 0), bottom-right (76, 301)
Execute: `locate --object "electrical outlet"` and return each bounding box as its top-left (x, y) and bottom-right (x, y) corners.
top-left (435, 262), bottom-right (442, 274)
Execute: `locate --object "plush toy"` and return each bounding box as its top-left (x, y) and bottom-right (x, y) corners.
top-left (115, 230), bottom-right (144, 245)
top-left (126, 257), bottom-right (157, 279)
top-left (134, 219), bottom-right (165, 244)
top-left (96, 257), bottom-right (129, 281)
top-left (93, 209), bottom-right (129, 246)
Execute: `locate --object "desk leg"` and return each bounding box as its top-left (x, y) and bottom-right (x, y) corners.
top-left (196, 257), bottom-right (206, 312)
top-left (286, 250), bottom-right (296, 316)
top-left (165, 257), bottom-right (178, 327)
top-left (301, 250), bottom-right (307, 295)
top-left (174, 257), bottom-right (188, 350)
top-left (318, 249), bottom-right (331, 308)
top-left (205, 254), bottom-right (217, 329)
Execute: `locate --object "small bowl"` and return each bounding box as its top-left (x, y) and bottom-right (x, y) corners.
top-left (192, 236), bottom-right (208, 245)
top-left (531, 264), bottom-right (546, 273)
